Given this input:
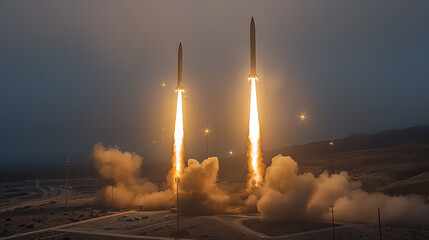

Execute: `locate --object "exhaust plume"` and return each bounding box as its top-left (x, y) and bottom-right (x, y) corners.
top-left (168, 89), bottom-right (185, 187)
top-left (92, 144), bottom-right (242, 214)
top-left (247, 77), bottom-right (264, 189)
top-left (255, 155), bottom-right (429, 228)
top-left (179, 157), bottom-right (243, 215)
top-left (92, 143), bottom-right (174, 209)
top-left (91, 144), bottom-right (428, 227)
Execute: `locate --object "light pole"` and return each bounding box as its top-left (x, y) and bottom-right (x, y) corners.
top-left (228, 151), bottom-right (233, 180)
top-left (204, 129), bottom-right (210, 159)
top-left (174, 177), bottom-right (180, 240)
top-left (329, 141), bottom-right (334, 173)
top-left (378, 207), bottom-right (382, 240)
top-left (65, 158), bottom-right (71, 207)
top-left (330, 205), bottom-right (336, 240)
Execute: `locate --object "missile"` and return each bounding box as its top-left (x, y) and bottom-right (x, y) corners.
top-left (176, 42), bottom-right (184, 91)
top-left (249, 17), bottom-right (258, 79)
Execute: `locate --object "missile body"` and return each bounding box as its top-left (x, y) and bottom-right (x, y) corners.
top-left (177, 43), bottom-right (184, 90)
top-left (249, 17), bottom-right (258, 79)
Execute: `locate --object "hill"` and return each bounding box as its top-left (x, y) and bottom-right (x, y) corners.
top-left (217, 125), bottom-right (429, 195)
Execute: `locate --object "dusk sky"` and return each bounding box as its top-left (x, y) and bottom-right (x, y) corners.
top-left (1, 0), bottom-right (429, 170)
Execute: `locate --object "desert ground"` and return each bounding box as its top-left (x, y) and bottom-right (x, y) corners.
top-left (1, 180), bottom-right (428, 240)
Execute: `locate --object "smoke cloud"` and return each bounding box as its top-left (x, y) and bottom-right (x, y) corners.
top-left (179, 157), bottom-right (244, 215)
top-left (255, 155), bottom-right (429, 228)
top-left (92, 143), bottom-right (173, 209)
top-left (92, 144), bottom-right (243, 214)
top-left (91, 144), bottom-right (428, 227)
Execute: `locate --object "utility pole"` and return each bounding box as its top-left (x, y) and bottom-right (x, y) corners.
top-left (175, 177), bottom-right (180, 240)
top-left (378, 207), bottom-right (382, 240)
top-left (65, 158), bottom-right (71, 207)
top-left (330, 205), bottom-right (336, 240)
top-left (111, 185), bottom-right (114, 211)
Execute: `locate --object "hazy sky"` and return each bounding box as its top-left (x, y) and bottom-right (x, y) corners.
top-left (1, 0), bottom-right (429, 170)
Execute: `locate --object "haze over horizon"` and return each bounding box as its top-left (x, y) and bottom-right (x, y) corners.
top-left (1, 0), bottom-right (429, 170)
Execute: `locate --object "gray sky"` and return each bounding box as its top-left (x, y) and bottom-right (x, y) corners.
top-left (1, 0), bottom-right (429, 170)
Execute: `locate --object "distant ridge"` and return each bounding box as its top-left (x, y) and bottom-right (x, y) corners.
top-left (263, 125), bottom-right (429, 161)
top-left (2, 125), bottom-right (429, 183)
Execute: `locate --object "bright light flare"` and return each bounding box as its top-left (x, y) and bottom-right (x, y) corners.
top-left (172, 89), bottom-right (185, 180)
top-left (299, 113), bottom-right (307, 121)
top-left (247, 77), bottom-right (263, 188)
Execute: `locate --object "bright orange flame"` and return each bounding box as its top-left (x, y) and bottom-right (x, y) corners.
top-left (172, 89), bottom-right (185, 180)
top-left (248, 77), bottom-right (263, 188)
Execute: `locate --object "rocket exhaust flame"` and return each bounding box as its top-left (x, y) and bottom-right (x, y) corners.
top-left (173, 89), bottom-right (185, 180)
top-left (248, 77), bottom-right (263, 188)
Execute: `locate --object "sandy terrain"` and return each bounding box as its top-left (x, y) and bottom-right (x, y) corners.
top-left (1, 193), bottom-right (428, 240)
top-left (0, 194), bottom-right (108, 238)
top-left (242, 218), bottom-right (339, 236)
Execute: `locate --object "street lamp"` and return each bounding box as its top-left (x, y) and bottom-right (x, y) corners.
top-left (204, 128), bottom-right (210, 159)
top-left (65, 158), bottom-right (71, 207)
top-left (329, 141), bottom-right (334, 173)
top-left (174, 177), bottom-right (180, 240)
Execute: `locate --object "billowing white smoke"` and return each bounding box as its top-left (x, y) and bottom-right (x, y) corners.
top-left (91, 144), bottom-right (428, 227)
top-left (179, 157), bottom-right (244, 215)
top-left (253, 155), bottom-right (429, 228)
top-left (92, 144), bottom-right (242, 214)
top-left (92, 143), bottom-right (173, 209)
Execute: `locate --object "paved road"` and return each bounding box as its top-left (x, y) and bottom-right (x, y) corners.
top-left (229, 215), bottom-right (355, 239)
top-left (229, 216), bottom-right (267, 239)
top-left (36, 181), bottom-right (48, 197)
top-left (0, 187), bottom-right (70, 213)
top-left (0, 211), bottom-right (134, 240)
top-left (55, 228), bottom-right (192, 240)
top-left (0, 210), bottom-right (193, 240)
